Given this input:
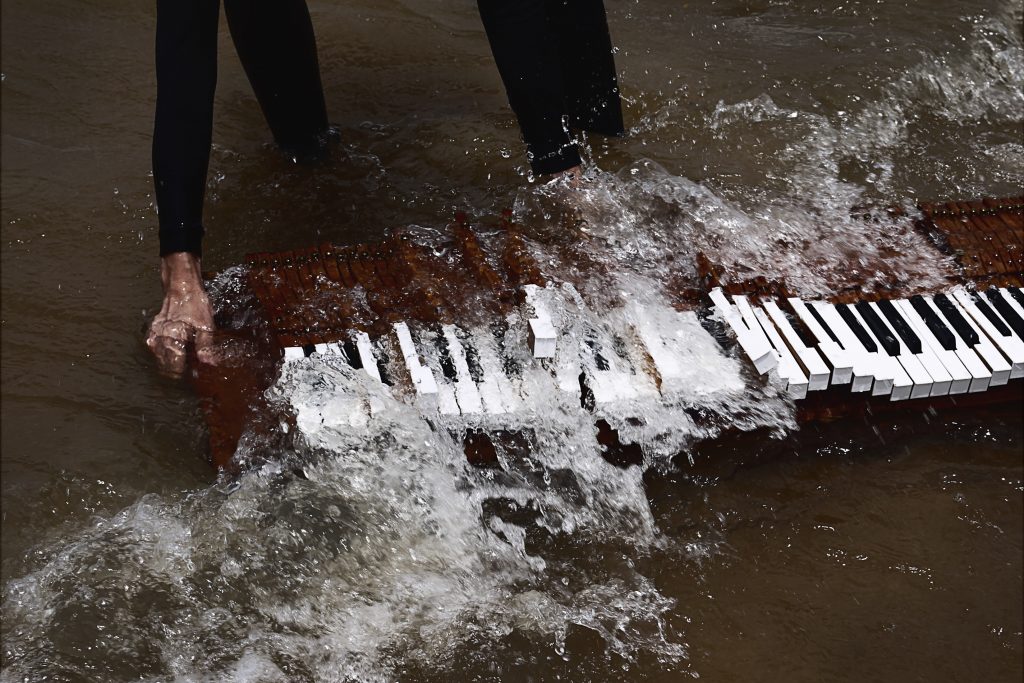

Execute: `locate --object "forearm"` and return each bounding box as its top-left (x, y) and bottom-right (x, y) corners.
top-left (153, 0), bottom-right (220, 256)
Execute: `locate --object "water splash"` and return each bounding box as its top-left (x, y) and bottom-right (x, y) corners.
top-left (3, 251), bottom-right (804, 680)
top-left (514, 159), bottom-right (954, 298)
top-left (5, 3), bottom-right (1022, 680)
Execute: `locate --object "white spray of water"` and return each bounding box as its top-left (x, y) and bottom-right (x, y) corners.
top-left (3, 265), bottom-right (798, 681)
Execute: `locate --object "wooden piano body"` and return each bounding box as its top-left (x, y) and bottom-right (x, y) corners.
top-left (189, 197), bottom-right (1024, 472)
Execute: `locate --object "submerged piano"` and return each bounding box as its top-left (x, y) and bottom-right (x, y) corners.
top-left (192, 197), bottom-right (1024, 470)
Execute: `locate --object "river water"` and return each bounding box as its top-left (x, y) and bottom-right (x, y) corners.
top-left (2, 0), bottom-right (1022, 681)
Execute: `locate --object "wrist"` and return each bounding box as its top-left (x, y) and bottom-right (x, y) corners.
top-left (161, 252), bottom-right (204, 293)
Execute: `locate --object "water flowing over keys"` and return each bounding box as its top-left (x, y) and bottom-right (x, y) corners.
top-left (189, 196), bottom-right (1022, 468)
top-left (394, 322), bottom-right (439, 396)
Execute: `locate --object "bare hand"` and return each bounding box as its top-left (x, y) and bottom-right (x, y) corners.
top-left (146, 252), bottom-right (215, 378)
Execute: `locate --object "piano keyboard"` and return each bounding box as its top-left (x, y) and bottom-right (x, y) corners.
top-left (276, 283), bottom-right (1024, 440)
top-left (712, 286), bottom-right (1024, 401)
top-left (191, 195), bottom-right (1023, 468)
top-left (279, 286), bottom-right (741, 426)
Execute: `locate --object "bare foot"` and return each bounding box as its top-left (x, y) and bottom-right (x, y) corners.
top-left (146, 252), bottom-right (215, 378)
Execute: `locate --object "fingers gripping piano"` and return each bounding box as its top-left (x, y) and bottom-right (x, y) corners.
top-left (190, 198), bottom-right (1024, 471)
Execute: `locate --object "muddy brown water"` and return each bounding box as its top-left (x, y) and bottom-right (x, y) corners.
top-left (2, 0), bottom-right (1022, 681)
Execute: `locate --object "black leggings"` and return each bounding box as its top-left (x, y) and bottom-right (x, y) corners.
top-left (153, 0), bottom-right (328, 256)
top-left (477, 0), bottom-right (625, 176)
top-left (153, 0), bottom-right (624, 256)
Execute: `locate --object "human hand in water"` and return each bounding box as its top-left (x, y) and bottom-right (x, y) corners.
top-left (146, 252), bottom-right (216, 378)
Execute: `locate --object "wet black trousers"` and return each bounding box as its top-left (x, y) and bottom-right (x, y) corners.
top-left (154, 0), bottom-right (328, 256)
top-left (477, 0), bottom-right (625, 176)
top-left (154, 0), bottom-right (625, 256)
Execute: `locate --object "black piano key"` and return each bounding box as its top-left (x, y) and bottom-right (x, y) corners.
top-left (910, 295), bottom-right (957, 351)
top-left (434, 333), bottom-right (459, 382)
top-left (1008, 287), bottom-right (1024, 308)
top-left (807, 302), bottom-right (842, 346)
top-left (971, 292), bottom-right (1011, 337)
top-left (493, 323), bottom-right (523, 379)
top-left (853, 301), bottom-right (900, 356)
top-left (458, 331), bottom-right (486, 384)
top-left (987, 289), bottom-right (1024, 340)
top-left (584, 332), bottom-right (610, 371)
top-left (373, 342), bottom-right (393, 386)
top-left (341, 339), bottom-right (363, 369)
top-left (781, 303), bottom-right (818, 349)
top-left (877, 299), bottom-right (922, 354)
top-left (836, 303), bottom-right (878, 353)
top-left (933, 293), bottom-right (980, 347)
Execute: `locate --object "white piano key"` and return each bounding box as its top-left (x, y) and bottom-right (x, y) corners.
top-left (313, 393), bottom-right (371, 431)
top-left (731, 295), bottom-right (760, 331)
top-left (523, 284), bottom-right (557, 358)
top-left (763, 301), bottom-right (831, 391)
top-left (890, 300), bottom-right (956, 396)
top-left (528, 319), bottom-right (557, 359)
top-left (461, 331), bottom-right (513, 414)
top-left (844, 304), bottom-right (908, 400)
top-left (867, 301), bottom-right (934, 399)
top-left (912, 349), bottom-right (952, 396)
top-left (555, 352), bottom-right (582, 397)
top-left (920, 295), bottom-right (992, 393)
top-left (896, 299), bottom-right (971, 395)
top-left (579, 333), bottom-right (648, 405)
top-left (283, 346), bottom-right (306, 362)
top-left (709, 288), bottom-right (777, 375)
top-left (944, 295), bottom-right (1012, 386)
top-left (753, 307), bottom-right (809, 398)
top-left (953, 289), bottom-right (1024, 379)
top-left (412, 330), bottom-right (461, 415)
top-left (811, 302), bottom-right (881, 393)
top-left (394, 322), bottom-right (439, 396)
top-left (630, 307), bottom-right (709, 394)
top-left (632, 312), bottom-right (684, 389)
top-left (485, 334), bottom-right (526, 413)
top-left (732, 295), bottom-right (783, 372)
top-left (629, 305), bottom-right (743, 397)
top-left (354, 332), bottom-right (383, 383)
top-left (436, 385), bottom-right (461, 415)
top-left (475, 378), bottom-right (506, 414)
top-left (441, 325), bottom-right (484, 415)
top-left (786, 298), bottom-right (853, 385)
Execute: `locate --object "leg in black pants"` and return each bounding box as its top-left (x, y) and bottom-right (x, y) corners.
top-left (224, 0), bottom-right (329, 156)
top-left (476, 0), bottom-right (625, 177)
top-left (153, 0), bottom-right (329, 256)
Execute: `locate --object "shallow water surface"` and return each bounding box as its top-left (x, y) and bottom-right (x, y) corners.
top-left (2, 0), bottom-right (1022, 681)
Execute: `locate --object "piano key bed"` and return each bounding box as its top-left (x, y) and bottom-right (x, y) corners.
top-left (192, 197), bottom-right (1023, 469)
